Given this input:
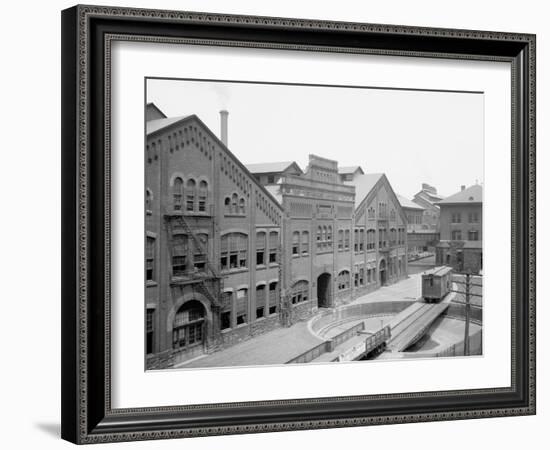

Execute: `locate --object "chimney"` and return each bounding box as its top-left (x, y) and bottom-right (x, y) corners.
top-left (461, 185), bottom-right (466, 191)
top-left (220, 110), bottom-right (229, 146)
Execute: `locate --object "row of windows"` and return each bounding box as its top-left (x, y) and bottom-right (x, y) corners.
top-left (220, 282), bottom-right (279, 329)
top-left (171, 177), bottom-right (209, 213)
top-left (224, 194), bottom-right (246, 215)
top-left (451, 212), bottom-right (480, 224)
top-left (451, 230), bottom-right (480, 241)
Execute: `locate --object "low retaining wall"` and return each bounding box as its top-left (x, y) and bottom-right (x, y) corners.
top-left (310, 301), bottom-right (414, 337)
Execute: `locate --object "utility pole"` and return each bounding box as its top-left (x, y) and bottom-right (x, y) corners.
top-left (464, 273), bottom-right (471, 356)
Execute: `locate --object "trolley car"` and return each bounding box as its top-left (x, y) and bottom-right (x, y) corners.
top-left (421, 266), bottom-right (453, 303)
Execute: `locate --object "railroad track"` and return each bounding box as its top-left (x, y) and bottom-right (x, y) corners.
top-left (387, 303), bottom-right (440, 352)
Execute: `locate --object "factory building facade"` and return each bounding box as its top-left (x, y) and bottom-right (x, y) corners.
top-left (145, 104), bottom-right (408, 369)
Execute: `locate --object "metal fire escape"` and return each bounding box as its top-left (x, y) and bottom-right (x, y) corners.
top-left (164, 212), bottom-right (223, 309)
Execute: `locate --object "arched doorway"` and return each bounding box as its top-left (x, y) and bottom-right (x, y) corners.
top-left (379, 259), bottom-right (387, 286)
top-left (317, 273), bottom-right (332, 308)
top-left (172, 300), bottom-right (206, 356)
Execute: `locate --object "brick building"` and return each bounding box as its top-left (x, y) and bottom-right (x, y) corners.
top-left (145, 104), bottom-right (408, 368)
top-left (435, 184), bottom-right (483, 274)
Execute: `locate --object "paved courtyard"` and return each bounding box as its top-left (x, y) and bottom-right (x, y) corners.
top-left (175, 273), bottom-right (426, 369)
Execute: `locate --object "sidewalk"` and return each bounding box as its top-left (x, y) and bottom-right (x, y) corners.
top-left (177, 320), bottom-right (323, 369)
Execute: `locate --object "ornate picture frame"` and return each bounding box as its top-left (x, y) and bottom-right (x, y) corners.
top-left (61, 5), bottom-right (536, 444)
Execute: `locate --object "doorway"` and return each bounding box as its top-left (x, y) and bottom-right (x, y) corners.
top-left (317, 273), bottom-right (331, 308)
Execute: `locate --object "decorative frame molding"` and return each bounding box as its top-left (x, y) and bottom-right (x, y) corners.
top-left (61, 4), bottom-right (536, 444)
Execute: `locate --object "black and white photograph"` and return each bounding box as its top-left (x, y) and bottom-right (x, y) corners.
top-left (144, 78), bottom-right (484, 370)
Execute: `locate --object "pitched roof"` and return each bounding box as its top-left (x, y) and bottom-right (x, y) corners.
top-left (438, 184), bottom-right (483, 205)
top-left (344, 173), bottom-right (384, 207)
top-left (338, 165), bottom-right (364, 175)
top-left (264, 184), bottom-right (283, 205)
top-left (244, 161), bottom-right (302, 174)
top-left (146, 116), bottom-right (191, 135)
top-left (397, 194), bottom-right (425, 210)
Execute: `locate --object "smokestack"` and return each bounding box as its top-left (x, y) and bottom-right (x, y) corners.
top-left (461, 185), bottom-right (466, 191)
top-left (220, 110), bottom-right (229, 146)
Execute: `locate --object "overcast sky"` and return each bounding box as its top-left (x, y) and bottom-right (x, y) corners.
top-left (147, 78), bottom-right (484, 199)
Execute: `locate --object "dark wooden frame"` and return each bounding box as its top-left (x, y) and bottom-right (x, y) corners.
top-left (61, 4), bottom-right (536, 444)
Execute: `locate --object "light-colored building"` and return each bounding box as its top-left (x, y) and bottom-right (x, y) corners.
top-left (435, 184), bottom-right (483, 274)
top-left (398, 194), bottom-right (439, 257)
top-left (412, 183), bottom-right (443, 230)
top-left (338, 165), bottom-right (365, 182)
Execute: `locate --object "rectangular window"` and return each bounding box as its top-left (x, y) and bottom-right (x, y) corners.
top-left (269, 282), bottom-right (278, 314)
top-left (292, 232), bottom-right (300, 255)
top-left (256, 307), bottom-right (264, 319)
top-left (468, 230), bottom-right (479, 241)
top-left (344, 229), bottom-right (350, 250)
top-left (146, 236), bottom-right (155, 281)
top-left (256, 232), bottom-right (265, 266)
top-left (451, 230), bottom-right (462, 240)
top-left (236, 288), bottom-right (248, 325)
top-left (468, 212), bottom-right (479, 223)
top-left (301, 231), bottom-right (309, 254)
top-left (451, 213), bottom-right (462, 223)
top-left (269, 232), bottom-right (278, 263)
top-left (146, 309), bottom-right (154, 354)
top-left (220, 311), bottom-right (231, 330)
top-left (221, 233), bottom-right (248, 270)
top-left (338, 230), bottom-right (344, 251)
top-left (354, 229), bottom-right (359, 252)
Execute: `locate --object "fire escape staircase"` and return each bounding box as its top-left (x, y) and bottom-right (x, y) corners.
top-left (165, 213), bottom-right (223, 310)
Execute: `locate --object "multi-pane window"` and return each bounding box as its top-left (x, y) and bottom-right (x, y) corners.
top-left (198, 180), bottom-right (208, 212)
top-left (451, 230), bottom-right (462, 240)
top-left (146, 236), bottom-right (155, 281)
top-left (186, 179), bottom-right (196, 211)
top-left (256, 231), bottom-right (266, 265)
top-left (368, 207), bottom-right (375, 219)
top-left (317, 225), bottom-right (332, 251)
top-left (193, 234), bottom-right (208, 271)
top-left (268, 281), bottom-right (278, 314)
top-left (239, 198), bottom-right (246, 215)
top-left (231, 193), bottom-right (238, 214)
top-left (291, 280), bottom-right (309, 304)
top-left (172, 234), bottom-right (188, 277)
top-left (344, 229), bottom-right (350, 250)
top-left (221, 233), bottom-right (248, 270)
top-left (236, 288), bottom-right (248, 325)
top-left (337, 270), bottom-right (350, 291)
top-left (256, 284), bottom-right (266, 318)
top-left (301, 231), bottom-right (309, 255)
top-left (379, 228), bottom-right (386, 248)
top-left (269, 231), bottom-right (278, 263)
top-left (353, 267), bottom-right (365, 287)
top-left (366, 229), bottom-right (376, 250)
top-left (468, 230), bottom-right (479, 241)
top-left (390, 228), bottom-right (397, 246)
top-left (451, 213), bottom-right (462, 223)
top-left (172, 177), bottom-right (183, 210)
top-left (390, 209), bottom-right (396, 221)
top-left (224, 197), bottom-right (231, 214)
top-left (292, 231), bottom-right (300, 255)
top-left (338, 229), bottom-right (344, 251)
top-left (468, 212), bottom-right (479, 223)
top-left (172, 302), bottom-right (205, 349)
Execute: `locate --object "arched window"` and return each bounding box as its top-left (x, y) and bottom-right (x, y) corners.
top-left (301, 231), bottom-right (309, 255)
top-left (239, 198), bottom-right (246, 215)
top-left (291, 280), bottom-right (309, 304)
top-left (198, 180), bottom-right (208, 212)
top-left (390, 228), bottom-right (397, 246)
top-left (172, 300), bottom-right (205, 349)
top-left (359, 228), bottom-right (365, 252)
top-left (390, 209), bottom-right (396, 221)
top-left (224, 197), bottom-right (231, 214)
top-left (186, 179), bottom-right (196, 212)
top-left (316, 226), bottom-right (322, 250)
top-left (337, 270), bottom-right (350, 291)
top-left (172, 177), bottom-right (183, 210)
top-left (220, 233), bottom-right (248, 270)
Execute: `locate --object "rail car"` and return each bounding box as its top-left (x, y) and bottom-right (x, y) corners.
top-left (363, 325), bottom-right (391, 359)
top-left (421, 266), bottom-right (453, 303)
